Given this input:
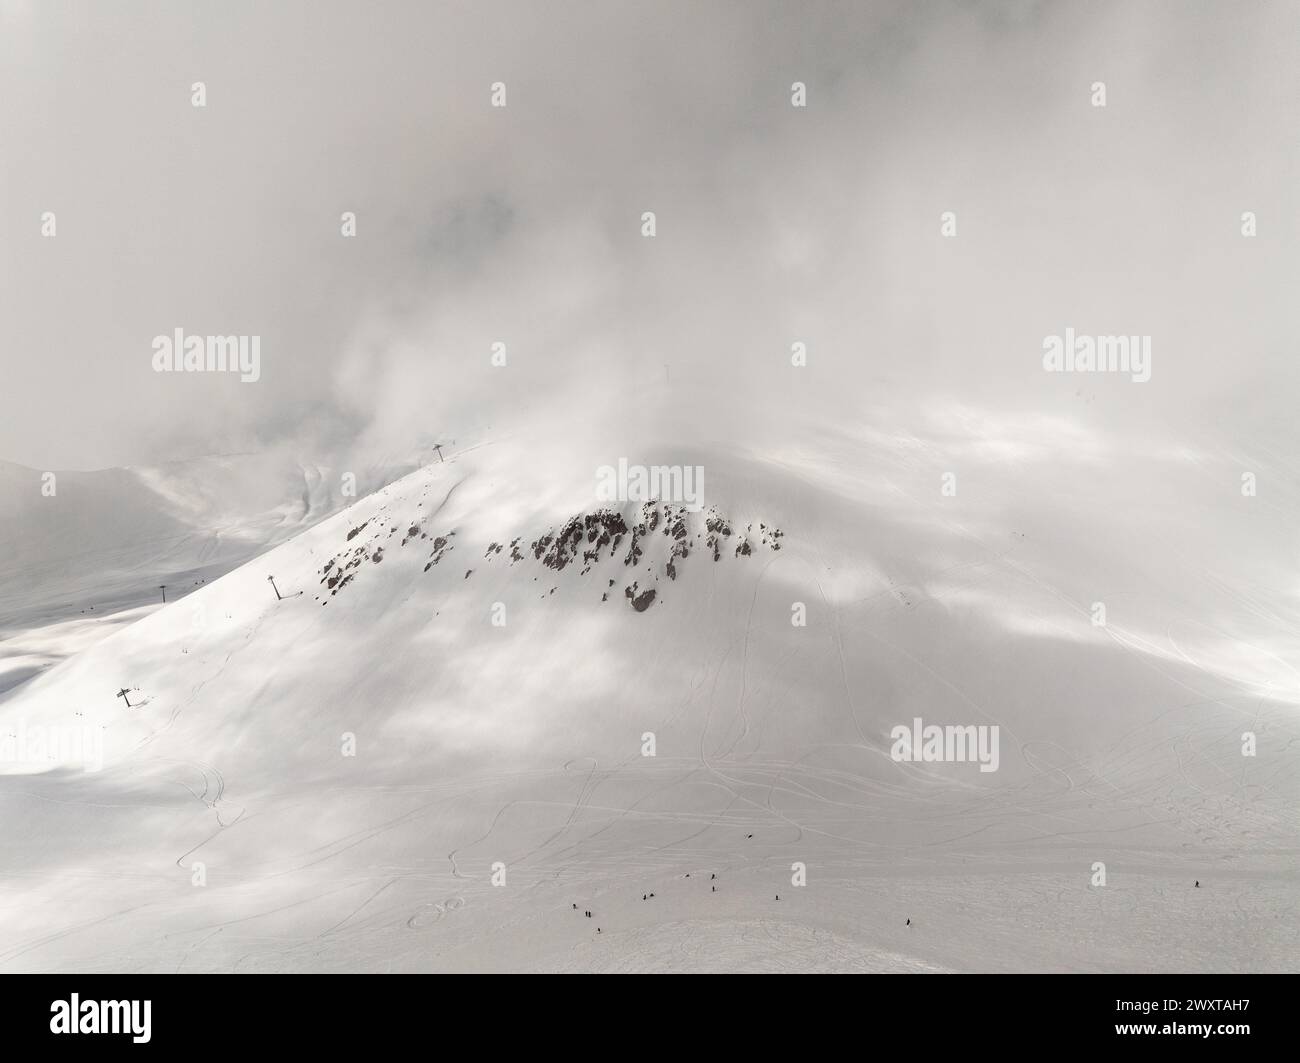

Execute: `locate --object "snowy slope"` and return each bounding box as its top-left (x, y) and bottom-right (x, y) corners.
top-left (0, 453), bottom-right (415, 633)
top-left (0, 429), bottom-right (1297, 972)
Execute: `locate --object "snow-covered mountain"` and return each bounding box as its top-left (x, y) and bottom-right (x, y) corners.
top-left (0, 451), bottom-right (420, 699)
top-left (0, 454), bottom-right (420, 632)
top-left (0, 429), bottom-right (1297, 972)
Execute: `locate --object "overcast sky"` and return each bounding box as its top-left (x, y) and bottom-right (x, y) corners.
top-left (2, 0), bottom-right (1296, 471)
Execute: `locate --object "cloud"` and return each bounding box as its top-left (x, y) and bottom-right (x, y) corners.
top-left (1, 1), bottom-right (1296, 470)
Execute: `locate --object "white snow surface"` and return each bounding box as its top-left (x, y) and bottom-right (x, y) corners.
top-left (0, 452), bottom-right (416, 635)
top-left (1, 428), bottom-right (1297, 972)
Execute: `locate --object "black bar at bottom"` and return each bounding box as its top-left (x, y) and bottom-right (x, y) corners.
top-left (0, 973), bottom-right (1292, 1051)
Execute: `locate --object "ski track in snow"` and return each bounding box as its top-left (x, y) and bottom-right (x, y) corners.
top-left (1, 442), bottom-right (1298, 972)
